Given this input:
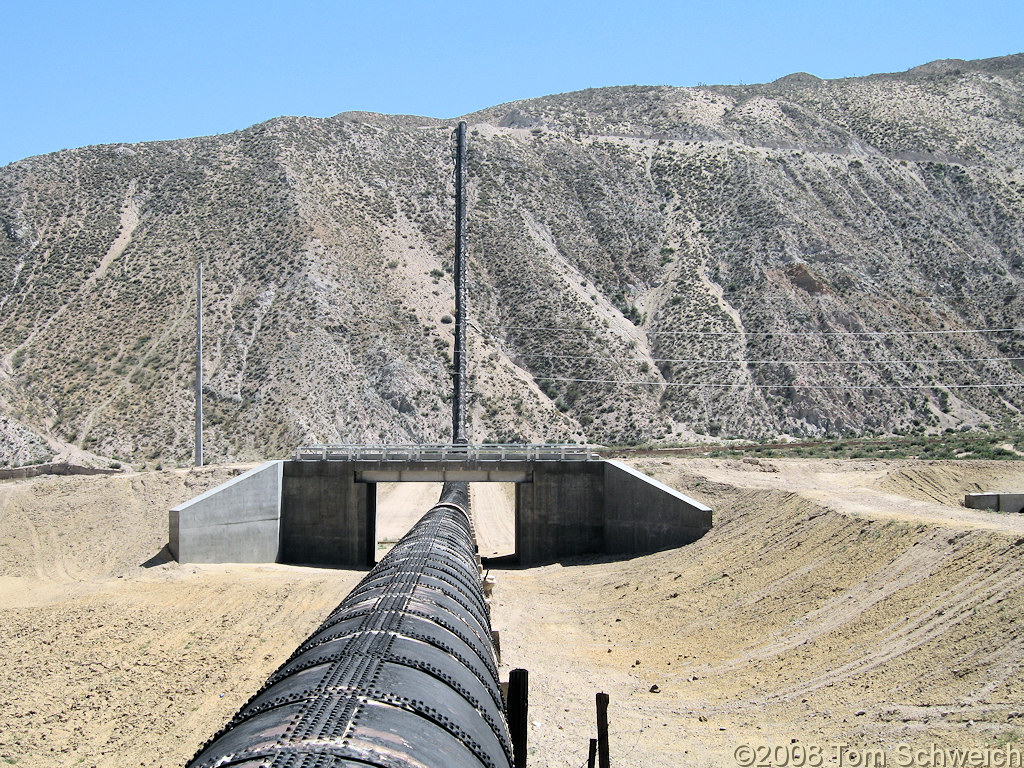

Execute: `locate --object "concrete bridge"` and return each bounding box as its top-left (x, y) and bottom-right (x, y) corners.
top-left (169, 444), bottom-right (712, 567)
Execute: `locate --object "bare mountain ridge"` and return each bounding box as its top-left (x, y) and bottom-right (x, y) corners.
top-left (0, 54), bottom-right (1022, 465)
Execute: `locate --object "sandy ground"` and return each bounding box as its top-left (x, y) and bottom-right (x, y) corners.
top-left (472, 482), bottom-right (517, 558)
top-left (0, 467), bottom-right (363, 767)
top-left (0, 459), bottom-right (1022, 766)
top-left (374, 481), bottom-right (517, 559)
top-left (493, 458), bottom-right (1024, 767)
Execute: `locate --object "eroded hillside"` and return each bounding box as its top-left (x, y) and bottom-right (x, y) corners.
top-left (1, 55), bottom-right (1023, 463)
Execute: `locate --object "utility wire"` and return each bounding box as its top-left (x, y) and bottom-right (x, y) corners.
top-left (531, 375), bottom-right (1024, 390)
top-left (513, 354), bottom-right (1024, 366)
top-left (484, 325), bottom-right (1024, 338)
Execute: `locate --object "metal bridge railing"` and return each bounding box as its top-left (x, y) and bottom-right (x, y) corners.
top-left (294, 443), bottom-right (597, 462)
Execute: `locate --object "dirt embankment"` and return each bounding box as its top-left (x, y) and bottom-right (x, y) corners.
top-left (491, 459), bottom-right (1024, 767)
top-left (876, 461), bottom-right (1024, 506)
top-left (0, 459), bottom-right (1021, 767)
top-left (0, 467), bottom-right (362, 767)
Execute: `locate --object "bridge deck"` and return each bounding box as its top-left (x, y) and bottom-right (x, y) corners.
top-left (294, 444), bottom-right (596, 481)
top-left (295, 443), bottom-right (597, 462)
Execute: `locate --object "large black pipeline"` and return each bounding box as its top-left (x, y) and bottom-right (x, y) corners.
top-left (186, 481), bottom-right (513, 768)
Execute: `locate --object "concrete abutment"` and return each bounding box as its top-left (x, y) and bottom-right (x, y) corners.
top-left (170, 459), bottom-right (712, 566)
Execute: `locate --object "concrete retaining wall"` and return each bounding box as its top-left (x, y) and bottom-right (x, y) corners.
top-left (169, 461), bottom-right (283, 563)
top-left (603, 460), bottom-right (712, 554)
top-left (514, 460), bottom-right (713, 563)
top-left (516, 461), bottom-right (605, 563)
top-left (965, 492), bottom-right (1024, 514)
top-left (280, 461), bottom-right (375, 567)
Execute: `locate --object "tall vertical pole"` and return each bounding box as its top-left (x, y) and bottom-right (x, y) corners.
top-left (453, 121), bottom-right (468, 445)
top-left (195, 261), bottom-right (203, 467)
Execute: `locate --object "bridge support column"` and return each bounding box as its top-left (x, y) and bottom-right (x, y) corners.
top-left (515, 461), bottom-right (605, 563)
top-left (280, 460), bottom-right (374, 567)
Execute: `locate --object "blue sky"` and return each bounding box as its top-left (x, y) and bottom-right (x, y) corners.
top-left (2, 0), bottom-right (1021, 167)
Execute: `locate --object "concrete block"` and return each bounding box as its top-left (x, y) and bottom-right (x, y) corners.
top-left (965, 493), bottom-right (1000, 511)
top-left (169, 461), bottom-right (283, 563)
top-left (965, 492), bottom-right (1024, 513)
top-left (999, 493), bottom-right (1024, 513)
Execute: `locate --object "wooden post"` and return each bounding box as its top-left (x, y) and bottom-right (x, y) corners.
top-left (596, 692), bottom-right (610, 768)
top-left (508, 668), bottom-right (529, 768)
top-left (588, 737), bottom-right (598, 768)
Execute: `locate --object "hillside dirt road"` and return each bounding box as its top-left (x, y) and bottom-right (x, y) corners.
top-left (0, 459), bottom-right (1021, 766)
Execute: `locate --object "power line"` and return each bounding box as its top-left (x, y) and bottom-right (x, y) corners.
top-left (531, 375), bottom-right (1024, 390)
top-left (513, 354), bottom-right (1024, 366)
top-left (484, 325), bottom-right (1024, 338)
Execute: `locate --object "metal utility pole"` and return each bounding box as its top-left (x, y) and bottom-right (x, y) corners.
top-left (452, 121), bottom-right (468, 445)
top-left (195, 262), bottom-right (203, 467)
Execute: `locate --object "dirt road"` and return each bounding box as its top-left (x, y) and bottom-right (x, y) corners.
top-left (471, 481), bottom-right (516, 557)
top-left (375, 481), bottom-right (443, 559)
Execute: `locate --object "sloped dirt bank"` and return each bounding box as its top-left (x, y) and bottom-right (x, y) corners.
top-left (491, 459), bottom-right (1024, 767)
